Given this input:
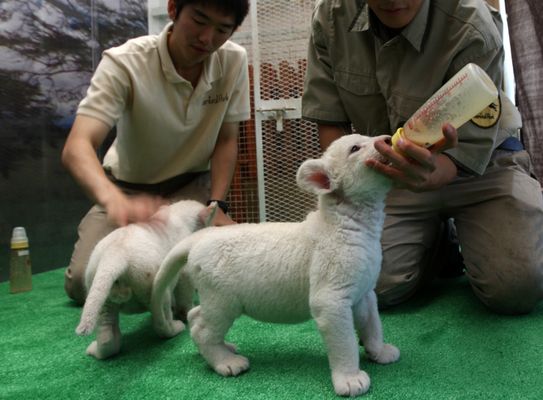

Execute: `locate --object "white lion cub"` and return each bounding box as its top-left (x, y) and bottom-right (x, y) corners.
top-left (75, 199), bottom-right (216, 359)
top-left (151, 134), bottom-right (400, 397)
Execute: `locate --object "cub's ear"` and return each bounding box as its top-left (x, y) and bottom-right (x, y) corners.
top-left (296, 159), bottom-right (334, 195)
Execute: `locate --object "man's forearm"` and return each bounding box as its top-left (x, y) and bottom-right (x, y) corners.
top-left (61, 116), bottom-right (121, 207)
top-left (209, 125), bottom-right (239, 201)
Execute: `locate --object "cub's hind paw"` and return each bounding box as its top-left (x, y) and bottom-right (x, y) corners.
top-left (187, 305), bottom-right (201, 324)
top-left (75, 322), bottom-right (93, 336)
top-left (154, 319), bottom-right (185, 338)
top-left (367, 343), bottom-right (400, 364)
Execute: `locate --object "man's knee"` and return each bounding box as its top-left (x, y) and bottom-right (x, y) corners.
top-left (376, 271), bottom-right (422, 309)
top-left (476, 292), bottom-right (539, 315)
top-left (64, 264), bottom-right (86, 306)
top-left (65, 205), bottom-right (114, 305)
top-left (469, 270), bottom-right (542, 315)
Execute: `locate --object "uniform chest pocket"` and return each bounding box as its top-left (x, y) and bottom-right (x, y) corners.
top-left (332, 69), bottom-right (389, 135)
top-left (334, 70), bottom-right (381, 95)
top-left (389, 92), bottom-right (427, 130)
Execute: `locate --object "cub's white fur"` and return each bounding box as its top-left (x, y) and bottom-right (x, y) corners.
top-left (151, 134), bottom-right (400, 397)
top-left (75, 199), bottom-right (216, 359)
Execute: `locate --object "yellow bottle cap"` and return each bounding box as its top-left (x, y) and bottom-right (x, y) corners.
top-left (391, 127), bottom-right (405, 154)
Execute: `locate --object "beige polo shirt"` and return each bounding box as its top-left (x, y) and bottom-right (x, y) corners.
top-left (77, 23), bottom-right (250, 184)
top-left (303, 0), bottom-right (514, 175)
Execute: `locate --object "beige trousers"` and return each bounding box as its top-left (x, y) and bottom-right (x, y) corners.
top-left (377, 150), bottom-right (543, 314)
top-left (64, 173), bottom-right (211, 305)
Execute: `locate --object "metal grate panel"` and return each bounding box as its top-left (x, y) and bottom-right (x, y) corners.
top-left (227, 14), bottom-right (259, 223)
top-left (234, 0), bottom-right (321, 223)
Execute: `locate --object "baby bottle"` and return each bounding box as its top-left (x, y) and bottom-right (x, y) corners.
top-left (9, 226), bottom-right (32, 293)
top-left (391, 63), bottom-right (498, 152)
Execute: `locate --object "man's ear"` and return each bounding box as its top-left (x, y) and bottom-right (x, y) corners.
top-left (296, 159), bottom-right (334, 195)
top-left (167, 0), bottom-right (177, 21)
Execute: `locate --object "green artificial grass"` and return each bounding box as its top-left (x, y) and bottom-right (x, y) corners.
top-left (1, 268), bottom-right (542, 399)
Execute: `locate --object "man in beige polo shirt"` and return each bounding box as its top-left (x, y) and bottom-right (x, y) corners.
top-left (62, 0), bottom-right (250, 305)
top-left (303, 0), bottom-right (543, 314)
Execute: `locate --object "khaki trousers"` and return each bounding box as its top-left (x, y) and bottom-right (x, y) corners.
top-left (64, 173), bottom-right (211, 305)
top-left (377, 150), bottom-right (543, 314)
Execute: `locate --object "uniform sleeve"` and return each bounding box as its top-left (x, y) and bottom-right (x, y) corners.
top-left (301, 2), bottom-right (350, 124)
top-left (224, 49), bottom-right (251, 123)
top-left (76, 51), bottom-right (131, 129)
top-left (443, 7), bottom-right (506, 175)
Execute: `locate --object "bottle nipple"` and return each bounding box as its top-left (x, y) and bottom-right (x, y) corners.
top-left (11, 227), bottom-right (29, 249)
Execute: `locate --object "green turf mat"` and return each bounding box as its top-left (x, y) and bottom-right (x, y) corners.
top-left (1, 268), bottom-right (542, 399)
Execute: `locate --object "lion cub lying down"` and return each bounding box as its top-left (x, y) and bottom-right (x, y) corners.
top-left (152, 134), bottom-right (400, 397)
top-left (75, 200), bottom-right (215, 359)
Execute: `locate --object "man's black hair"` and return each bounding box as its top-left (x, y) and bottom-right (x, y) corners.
top-left (174, 0), bottom-right (250, 29)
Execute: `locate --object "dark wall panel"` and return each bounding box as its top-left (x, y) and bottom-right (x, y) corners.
top-left (0, 0), bottom-right (147, 282)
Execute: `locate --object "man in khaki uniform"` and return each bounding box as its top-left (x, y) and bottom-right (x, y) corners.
top-left (302, 0), bottom-right (543, 314)
top-left (62, 0), bottom-right (250, 305)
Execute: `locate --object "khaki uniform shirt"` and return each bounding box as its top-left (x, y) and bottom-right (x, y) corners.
top-left (77, 23), bottom-right (251, 184)
top-left (302, 0), bottom-right (516, 175)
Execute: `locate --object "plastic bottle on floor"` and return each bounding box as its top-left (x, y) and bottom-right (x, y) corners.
top-left (10, 227), bottom-right (32, 293)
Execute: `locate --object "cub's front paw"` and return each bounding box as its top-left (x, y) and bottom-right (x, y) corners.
top-left (367, 343), bottom-right (400, 364)
top-left (214, 354), bottom-right (250, 377)
top-left (332, 370), bottom-right (371, 397)
top-left (86, 340), bottom-right (120, 360)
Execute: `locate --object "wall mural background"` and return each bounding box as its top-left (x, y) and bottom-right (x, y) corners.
top-left (0, 0), bottom-right (147, 282)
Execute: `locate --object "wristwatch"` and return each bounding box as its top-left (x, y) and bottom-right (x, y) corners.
top-left (206, 199), bottom-right (229, 214)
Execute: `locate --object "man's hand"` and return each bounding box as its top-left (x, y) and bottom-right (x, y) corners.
top-left (62, 115), bottom-right (168, 225)
top-left (366, 123), bottom-right (458, 192)
top-left (102, 189), bottom-right (166, 226)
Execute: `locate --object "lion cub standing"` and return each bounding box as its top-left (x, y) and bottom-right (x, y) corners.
top-left (152, 134), bottom-right (400, 397)
top-left (76, 200), bottom-right (215, 359)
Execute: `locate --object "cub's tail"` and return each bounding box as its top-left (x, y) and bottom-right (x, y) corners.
top-left (150, 235), bottom-right (197, 338)
top-left (75, 251), bottom-right (128, 336)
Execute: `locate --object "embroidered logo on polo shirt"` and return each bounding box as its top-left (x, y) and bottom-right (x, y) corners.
top-left (203, 93), bottom-right (229, 106)
top-left (471, 95), bottom-right (501, 129)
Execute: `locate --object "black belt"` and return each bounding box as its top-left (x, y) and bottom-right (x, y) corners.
top-left (108, 170), bottom-right (207, 197)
